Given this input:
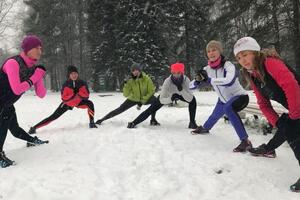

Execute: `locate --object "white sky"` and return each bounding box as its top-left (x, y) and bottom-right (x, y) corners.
top-left (0, 0), bottom-right (27, 53)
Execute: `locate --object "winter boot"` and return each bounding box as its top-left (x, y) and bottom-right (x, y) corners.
top-left (28, 127), bottom-right (36, 134)
top-left (150, 119), bottom-right (160, 126)
top-left (233, 139), bottom-right (252, 152)
top-left (127, 122), bottom-right (136, 129)
top-left (89, 122), bottom-right (98, 128)
top-left (248, 144), bottom-right (276, 158)
top-left (27, 136), bottom-right (49, 147)
top-left (290, 178), bottom-right (300, 192)
top-left (0, 151), bottom-right (15, 168)
top-left (188, 121), bottom-right (198, 129)
top-left (191, 125), bottom-right (210, 135)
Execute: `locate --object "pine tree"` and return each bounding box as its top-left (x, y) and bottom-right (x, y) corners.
top-left (23, 0), bottom-right (91, 91)
top-left (115, 0), bottom-right (169, 80)
top-left (87, 0), bottom-right (118, 91)
top-left (161, 0), bottom-right (213, 77)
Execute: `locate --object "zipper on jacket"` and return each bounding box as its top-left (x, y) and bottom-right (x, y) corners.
top-left (138, 79), bottom-right (142, 102)
top-left (215, 70), bottom-right (227, 102)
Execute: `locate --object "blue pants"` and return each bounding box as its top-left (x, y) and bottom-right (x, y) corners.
top-left (203, 95), bottom-right (249, 140)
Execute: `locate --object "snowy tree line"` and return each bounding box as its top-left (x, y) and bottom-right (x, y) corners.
top-left (0, 0), bottom-right (21, 62)
top-left (3, 0), bottom-right (300, 91)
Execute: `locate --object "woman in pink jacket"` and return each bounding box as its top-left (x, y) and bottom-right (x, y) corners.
top-left (234, 36), bottom-right (300, 192)
top-left (0, 35), bottom-right (48, 168)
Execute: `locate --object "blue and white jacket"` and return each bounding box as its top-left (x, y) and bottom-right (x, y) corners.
top-left (204, 61), bottom-right (247, 103)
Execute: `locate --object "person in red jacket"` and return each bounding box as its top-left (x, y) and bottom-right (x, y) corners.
top-left (234, 36), bottom-right (300, 192)
top-left (29, 65), bottom-right (97, 134)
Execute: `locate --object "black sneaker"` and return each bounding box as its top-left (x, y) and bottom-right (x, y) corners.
top-left (150, 119), bottom-right (160, 126)
top-left (188, 121), bottom-right (198, 129)
top-left (248, 144), bottom-right (276, 158)
top-left (233, 139), bottom-right (252, 152)
top-left (0, 151), bottom-right (15, 168)
top-left (27, 136), bottom-right (49, 147)
top-left (290, 178), bottom-right (300, 192)
top-left (89, 122), bottom-right (98, 128)
top-left (28, 127), bottom-right (36, 134)
top-left (127, 122), bottom-right (136, 129)
top-left (95, 119), bottom-right (103, 125)
top-left (191, 125), bottom-right (210, 135)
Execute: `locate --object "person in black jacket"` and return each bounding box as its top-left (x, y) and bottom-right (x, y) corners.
top-left (29, 65), bottom-right (97, 134)
top-left (0, 35), bottom-right (49, 168)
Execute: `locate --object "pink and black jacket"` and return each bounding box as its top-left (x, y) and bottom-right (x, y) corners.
top-left (0, 52), bottom-right (46, 107)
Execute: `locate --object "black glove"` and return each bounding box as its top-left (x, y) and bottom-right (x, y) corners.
top-left (196, 69), bottom-right (208, 82)
top-left (35, 65), bottom-right (46, 72)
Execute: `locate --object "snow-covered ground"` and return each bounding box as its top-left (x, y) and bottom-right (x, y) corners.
top-left (0, 91), bottom-right (299, 200)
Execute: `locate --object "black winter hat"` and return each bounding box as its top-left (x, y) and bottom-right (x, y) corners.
top-left (67, 65), bottom-right (78, 75)
top-left (131, 63), bottom-right (142, 71)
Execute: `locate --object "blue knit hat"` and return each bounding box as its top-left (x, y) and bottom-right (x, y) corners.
top-left (131, 63), bottom-right (142, 71)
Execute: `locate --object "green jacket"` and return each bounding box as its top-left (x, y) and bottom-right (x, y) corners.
top-left (123, 72), bottom-right (155, 104)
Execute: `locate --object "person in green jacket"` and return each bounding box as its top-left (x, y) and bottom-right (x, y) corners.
top-left (95, 63), bottom-right (160, 126)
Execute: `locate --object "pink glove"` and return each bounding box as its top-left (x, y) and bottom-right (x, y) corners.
top-left (30, 67), bottom-right (46, 84)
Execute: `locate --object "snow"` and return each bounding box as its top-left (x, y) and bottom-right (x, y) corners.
top-left (0, 91), bottom-right (299, 200)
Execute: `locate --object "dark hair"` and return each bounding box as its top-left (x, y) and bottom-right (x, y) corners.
top-left (67, 65), bottom-right (78, 75)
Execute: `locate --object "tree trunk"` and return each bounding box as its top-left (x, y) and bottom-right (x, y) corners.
top-left (292, 0), bottom-right (300, 73)
top-left (271, 0), bottom-right (281, 53)
top-left (184, 1), bottom-right (191, 78)
top-left (77, 0), bottom-right (85, 79)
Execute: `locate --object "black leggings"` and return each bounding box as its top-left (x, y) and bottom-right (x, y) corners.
top-left (274, 117), bottom-right (300, 165)
top-left (232, 95), bottom-right (249, 112)
top-left (99, 95), bottom-right (158, 122)
top-left (264, 117), bottom-right (300, 165)
top-left (33, 99), bottom-right (95, 130)
top-left (0, 106), bottom-right (35, 151)
top-left (265, 129), bottom-right (286, 151)
top-left (132, 94), bottom-right (197, 125)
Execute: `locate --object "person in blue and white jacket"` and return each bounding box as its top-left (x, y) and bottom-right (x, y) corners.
top-left (191, 40), bottom-right (252, 152)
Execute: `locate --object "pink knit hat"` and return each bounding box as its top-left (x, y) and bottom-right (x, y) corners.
top-left (170, 63), bottom-right (185, 74)
top-left (21, 35), bottom-right (42, 53)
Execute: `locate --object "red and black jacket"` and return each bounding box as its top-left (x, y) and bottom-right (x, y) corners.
top-left (250, 57), bottom-right (300, 126)
top-left (61, 79), bottom-right (89, 107)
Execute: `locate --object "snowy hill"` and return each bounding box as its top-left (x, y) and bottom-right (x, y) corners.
top-left (0, 91), bottom-right (299, 200)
